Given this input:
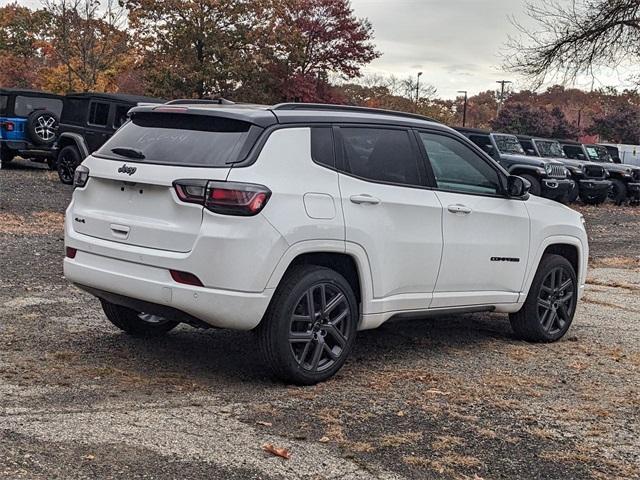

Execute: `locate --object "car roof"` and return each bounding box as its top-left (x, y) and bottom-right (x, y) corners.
top-left (0, 88), bottom-right (63, 99)
top-left (129, 102), bottom-right (452, 131)
top-left (65, 92), bottom-right (166, 104)
top-left (455, 127), bottom-right (490, 135)
top-left (556, 139), bottom-right (583, 145)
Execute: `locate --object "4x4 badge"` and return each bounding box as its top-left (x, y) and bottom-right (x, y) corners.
top-left (118, 164), bottom-right (137, 176)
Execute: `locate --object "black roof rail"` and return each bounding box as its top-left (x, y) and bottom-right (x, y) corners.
top-left (166, 98), bottom-right (235, 105)
top-left (271, 103), bottom-right (438, 123)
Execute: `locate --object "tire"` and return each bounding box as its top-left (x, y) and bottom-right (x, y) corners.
top-left (0, 145), bottom-right (15, 167)
top-left (26, 110), bottom-right (59, 146)
top-left (582, 190), bottom-right (607, 205)
top-left (57, 145), bottom-right (81, 184)
top-left (566, 181), bottom-right (580, 203)
top-left (100, 299), bottom-right (179, 337)
top-left (608, 178), bottom-right (627, 205)
top-left (510, 254), bottom-right (577, 342)
top-left (520, 174), bottom-right (541, 197)
top-left (256, 265), bottom-right (358, 385)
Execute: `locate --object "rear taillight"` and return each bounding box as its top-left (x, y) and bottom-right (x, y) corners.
top-left (66, 247), bottom-right (77, 258)
top-left (170, 269), bottom-right (203, 287)
top-left (174, 180), bottom-right (271, 216)
top-left (73, 165), bottom-right (90, 188)
top-left (2, 121), bottom-right (14, 131)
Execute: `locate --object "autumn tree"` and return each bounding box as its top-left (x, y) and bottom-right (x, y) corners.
top-left (42, 0), bottom-right (130, 93)
top-left (0, 3), bottom-right (53, 89)
top-left (491, 102), bottom-right (580, 138)
top-left (506, 0), bottom-right (640, 87)
top-left (588, 103), bottom-right (640, 144)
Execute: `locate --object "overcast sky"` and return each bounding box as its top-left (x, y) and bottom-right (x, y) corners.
top-left (5, 0), bottom-right (636, 98)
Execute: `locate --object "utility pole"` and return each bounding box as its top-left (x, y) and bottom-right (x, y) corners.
top-left (416, 72), bottom-right (423, 104)
top-left (496, 80), bottom-right (512, 113)
top-left (457, 90), bottom-right (468, 127)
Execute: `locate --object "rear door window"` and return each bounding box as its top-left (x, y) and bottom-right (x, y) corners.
top-left (339, 127), bottom-right (422, 186)
top-left (0, 95), bottom-right (8, 116)
top-left (14, 96), bottom-right (63, 117)
top-left (88, 102), bottom-right (110, 126)
top-left (96, 112), bottom-right (259, 167)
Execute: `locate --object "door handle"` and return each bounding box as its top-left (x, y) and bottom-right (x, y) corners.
top-left (447, 204), bottom-right (472, 214)
top-left (350, 194), bottom-right (380, 205)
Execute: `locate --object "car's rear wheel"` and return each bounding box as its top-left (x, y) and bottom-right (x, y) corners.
top-left (257, 265), bottom-right (358, 385)
top-left (520, 174), bottom-right (541, 197)
top-left (510, 254), bottom-right (577, 342)
top-left (100, 299), bottom-right (179, 337)
top-left (57, 145), bottom-right (81, 184)
top-left (608, 178), bottom-right (627, 205)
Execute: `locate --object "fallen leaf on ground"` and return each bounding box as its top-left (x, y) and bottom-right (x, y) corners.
top-left (262, 444), bottom-right (291, 459)
top-left (319, 436), bottom-right (330, 443)
top-left (396, 410), bottom-right (405, 416)
top-left (425, 389), bottom-right (450, 395)
top-left (256, 421), bottom-right (273, 427)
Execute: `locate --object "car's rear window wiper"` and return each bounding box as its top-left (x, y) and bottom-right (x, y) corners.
top-left (111, 147), bottom-right (145, 159)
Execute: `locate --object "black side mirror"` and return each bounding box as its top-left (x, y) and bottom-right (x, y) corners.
top-left (577, 153), bottom-right (586, 160)
top-left (526, 149), bottom-right (536, 156)
top-left (507, 175), bottom-right (530, 198)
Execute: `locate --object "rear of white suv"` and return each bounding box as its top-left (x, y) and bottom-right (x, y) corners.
top-left (64, 103), bottom-right (588, 384)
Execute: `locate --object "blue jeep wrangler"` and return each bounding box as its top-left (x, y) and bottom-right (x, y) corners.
top-left (0, 88), bottom-right (63, 168)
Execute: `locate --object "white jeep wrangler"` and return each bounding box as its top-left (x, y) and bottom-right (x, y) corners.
top-left (64, 102), bottom-right (588, 384)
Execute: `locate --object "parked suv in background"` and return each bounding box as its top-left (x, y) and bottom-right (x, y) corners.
top-left (53, 92), bottom-right (163, 184)
top-left (0, 88), bottom-right (63, 168)
top-left (455, 128), bottom-right (573, 201)
top-left (517, 136), bottom-right (610, 204)
top-left (558, 140), bottom-right (640, 205)
top-left (64, 103), bottom-right (588, 384)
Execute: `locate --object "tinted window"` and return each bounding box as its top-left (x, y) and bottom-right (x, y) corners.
top-left (61, 98), bottom-right (87, 124)
top-left (113, 105), bottom-right (131, 128)
top-left (562, 145), bottom-right (586, 160)
top-left (0, 95), bottom-right (8, 115)
top-left (420, 132), bottom-right (501, 195)
top-left (340, 128), bottom-right (420, 186)
top-left (311, 127), bottom-right (334, 168)
top-left (96, 112), bottom-right (255, 167)
top-left (468, 134), bottom-right (494, 155)
top-left (14, 96), bottom-right (63, 117)
top-left (88, 102), bottom-right (110, 125)
top-left (519, 139), bottom-right (536, 155)
top-left (536, 140), bottom-right (565, 158)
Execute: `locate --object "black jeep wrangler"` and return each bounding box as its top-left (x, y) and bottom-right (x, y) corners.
top-left (455, 128), bottom-right (573, 201)
top-left (558, 140), bottom-right (640, 205)
top-left (517, 135), bottom-right (610, 204)
top-left (0, 88), bottom-right (63, 168)
top-left (53, 92), bottom-right (163, 184)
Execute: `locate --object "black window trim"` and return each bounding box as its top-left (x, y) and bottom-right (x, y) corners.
top-left (309, 126), bottom-right (336, 170)
top-left (333, 123), bottom-right (430, 190)
top-left (87, 100), bottom-right (111, 127)
top-left (414, 128), bottom-right (513, 200)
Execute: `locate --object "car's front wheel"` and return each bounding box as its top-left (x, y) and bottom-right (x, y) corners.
top-left (510, 254), bottom-right (577, 342)
top-left (608, 178), bottom-right (627, 205)
top-left (257, 265), bottom-right (358, 385)
top-left (520, 174), bottom-right (541, 197)
top-left (101, 300), bottom-right (180, 337)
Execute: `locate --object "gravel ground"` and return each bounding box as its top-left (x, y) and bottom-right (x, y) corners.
top-left (1, 159), bottom-right (639, 480)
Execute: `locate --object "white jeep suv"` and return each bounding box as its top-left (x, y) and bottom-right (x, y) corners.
top-left (64, 102), bottom-right (588, 384)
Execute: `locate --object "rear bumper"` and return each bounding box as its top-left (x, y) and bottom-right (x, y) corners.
top-left (578, 179), bottom-right (610, 197)
top-left (0, 140), bottom-right (53, 157)
top-left (64, 252), bottom-right (273, 330)
top-left (541, 178), bottom-right (573, 199)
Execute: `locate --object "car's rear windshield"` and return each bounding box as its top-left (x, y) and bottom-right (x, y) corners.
top-left (95, 112), bottom-right (259, 167)
top-left (14, 96), bottom-right (63, 117)
top-left (0, 95), bottom-right (8, 116)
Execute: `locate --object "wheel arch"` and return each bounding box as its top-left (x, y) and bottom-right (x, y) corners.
top-left (522, 235), bottom-right (587, 302)
top-left (56, 132), bottom-right (89, 159)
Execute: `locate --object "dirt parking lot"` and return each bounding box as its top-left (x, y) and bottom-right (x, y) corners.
top-left (1, 159), bottom-right (639, 480)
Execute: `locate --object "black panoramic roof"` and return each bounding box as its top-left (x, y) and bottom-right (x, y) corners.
top-left (65, 92), bottom-right (165, 104)
top-left (128, 102), bottom-right (451, 131)
top-left (0, 87), bottom-right (63, 98)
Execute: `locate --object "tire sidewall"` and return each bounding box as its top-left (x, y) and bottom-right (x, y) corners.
top-left (268, 267), bottom-right (358, 384)
top-left (521, 174), bottom-right (542, 197)
top-left (57, 146), bottom-right (81, 184)
top-left (27, 110), bottom-right (59, 146)
top-left (609, 178), bottom-right (627, 204)
top-left (526, 255), bottom-right (578, 342)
